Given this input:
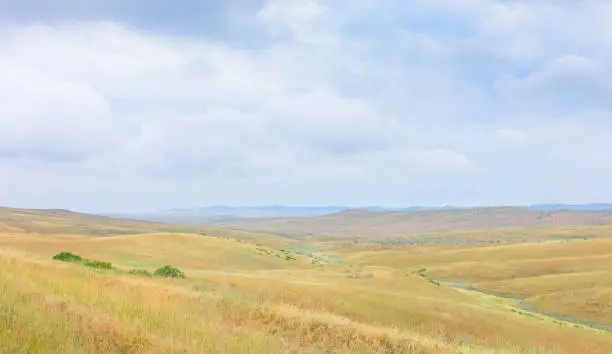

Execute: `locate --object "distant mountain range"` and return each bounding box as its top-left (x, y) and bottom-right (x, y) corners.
top-left (528, 203), bottom-right (612, 211)
top-left (208, 206), bottom-right (612, 238)
top-left (163, 205), bottom-right (348, 217)
top-left (109, 203), bottom-right (612, 226)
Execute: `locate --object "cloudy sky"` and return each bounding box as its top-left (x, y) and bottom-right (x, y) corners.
top-left (1, 0), bottom-right (611, 212)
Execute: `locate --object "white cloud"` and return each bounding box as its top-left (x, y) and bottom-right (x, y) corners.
top-left (257, 0), bottom-right (334, 45)
top-left (0, 0), bottom-right (612, 211)
top-left (0, 59), bottom-right (119, 160)
top-left (495, 127), bottom-right (527, 145)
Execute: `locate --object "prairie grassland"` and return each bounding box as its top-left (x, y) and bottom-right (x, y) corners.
top-left (479, 271), bottom-right (612, 298)
top-left (338, 229), bottom-right (612, 327)
top-left (0, 232), bottom-right (309, 270)
top-left (0, 249), bottom-right (481, 353)
top-left (1, 233), bottom-right (612, 352)
top-left (0, 207), bottom-right (291, 248)
top-left (3, 209), bottom-right (612, 353)
top-left (339, 233), bottom-right (612, 269)
top-left (478, 272), bottom-right (612, 325)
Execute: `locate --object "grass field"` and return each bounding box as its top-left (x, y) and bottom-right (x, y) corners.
top-left (3, 208), bottom-right (612, 353)
top-left (335, 228), bottom-right (612, 329)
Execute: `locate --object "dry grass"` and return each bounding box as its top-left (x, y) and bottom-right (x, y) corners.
top-left (479, 272), bottom-right (612, 325)
top-left (3, 207), bottom-right (612, 353)
top-left (343, 233), bottom-right (612, 328)
top-left (0, 252), bottom-right (467, 353)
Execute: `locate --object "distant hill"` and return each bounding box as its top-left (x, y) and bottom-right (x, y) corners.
top-left (209, 206), bottom-right (612, 238)
top-left (109, 205), bottom-right (350, 225)
top-left (111, 205), bottom-right (473, 225)
top-left (0, 206), bottom-right (216, 236)
top-left (4, 204), bottom-right (612, 239)
top-left (0, 206), bottom-right (293, 247)
top-left (115, 204), bottom-right (612, 227)
top-left (165, 205), bottom-right (348, 216)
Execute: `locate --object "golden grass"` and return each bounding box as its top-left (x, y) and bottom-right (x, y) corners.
top-left (339, 235), bottom-right (612, 267)
top-left (0, 253), bottom-right (282, 353)
top-left (343, 234), bottom-right (612, 329)
top-left (529, 287), bottom-right (612, 325)
top-left (3, 242), bottom-right (612, 353)
top-left (0, 232), bottom-right (309, 271)
top-left (191, 267), bottom-right (612, 353)
top-left (0, 252), bottom-right (469, 353)
top-left (480, 271), bottom-right (612, 299)
top-left (0, 206), bottom-right (291, 248)
top-left (3, 208), bottom-right (612, 353)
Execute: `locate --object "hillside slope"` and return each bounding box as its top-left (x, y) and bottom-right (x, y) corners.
top-left (0, 206), bottom-right (291, 247)
top-left (3, 206), bottom-right (612, 352)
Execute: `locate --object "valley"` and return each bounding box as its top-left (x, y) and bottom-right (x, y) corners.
top-left (2, 207), bottom-right (612, 353)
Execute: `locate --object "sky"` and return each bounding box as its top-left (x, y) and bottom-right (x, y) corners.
top-left (1, 0), bottom-right (612, 213)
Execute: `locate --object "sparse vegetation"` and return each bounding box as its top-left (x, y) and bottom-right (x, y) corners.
top-left (128, 269), bottom-right (152, 277)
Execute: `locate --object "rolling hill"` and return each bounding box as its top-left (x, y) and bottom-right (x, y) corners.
top-left (212, 206), bottom-right (612, 238)
top-left (113, 203), bottom-right (612, 227)
top-left (4, 205), bottom-right (612, 352)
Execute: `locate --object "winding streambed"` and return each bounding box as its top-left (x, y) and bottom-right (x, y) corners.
top-left (441, 280), bottom-right (612, 332)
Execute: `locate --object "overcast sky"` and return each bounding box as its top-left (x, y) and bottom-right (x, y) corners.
top-left (1, 0), bottom-right (611, 212)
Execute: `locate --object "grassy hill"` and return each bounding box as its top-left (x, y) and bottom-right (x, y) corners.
top-left (214, 206), bottom-right (612, 238)
top-left (3, 206), bottom-right (612, 352)
top-left (0, 207), bottom-right (290, 248)
top-left (336, 230), bottom-right (612, 330)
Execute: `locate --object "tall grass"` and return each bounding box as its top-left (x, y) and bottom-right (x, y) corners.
top-left (3, 225), bottom-right (612, 353)
top-left (0, 254), bottom-right (463, 353)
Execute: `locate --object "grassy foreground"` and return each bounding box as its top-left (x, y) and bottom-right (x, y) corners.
top-left (3, 209), bottom-right (612, 353)
top-left (0, 248), bottom-right (472, 353)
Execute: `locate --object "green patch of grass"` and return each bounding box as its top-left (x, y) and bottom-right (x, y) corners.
top-left (51, 251), bottom-right (82, 262)
top-left (128, 269), bottom-right (152, 277)
top-left (154, 265), bottom-right (185, 279)
top-left (83, 260), bottom-right (113, 270)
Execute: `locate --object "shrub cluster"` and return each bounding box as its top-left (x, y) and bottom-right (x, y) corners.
top-left (52, 251), bottom-right (82, 262)
top-left (52, 252), bottom-right (185, 279)
top-left (52, 251), bottom-right (112, 270)
top-left (84, 260), bottom-right (113, 270)
top-left (154, 265), bottom-right (186, 279)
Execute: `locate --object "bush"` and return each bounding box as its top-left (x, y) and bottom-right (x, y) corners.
top-left (154, 265), bottom-right (185, 279)
top-left (84, 260), bottom-right (113, 270)
top-left (52, 251), bottom-right (82, 262)
top-left (128, 269), bottom-right (152, 277)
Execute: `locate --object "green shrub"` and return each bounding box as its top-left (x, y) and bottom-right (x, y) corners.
top-left (154, 265), bottom-right (185, 279)
top-left (128, 269), bottom-right (152, 277)
top-left (84, 260), bottom-right (113, 270)
top-left (52, 252), bottom-right (82, 262)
